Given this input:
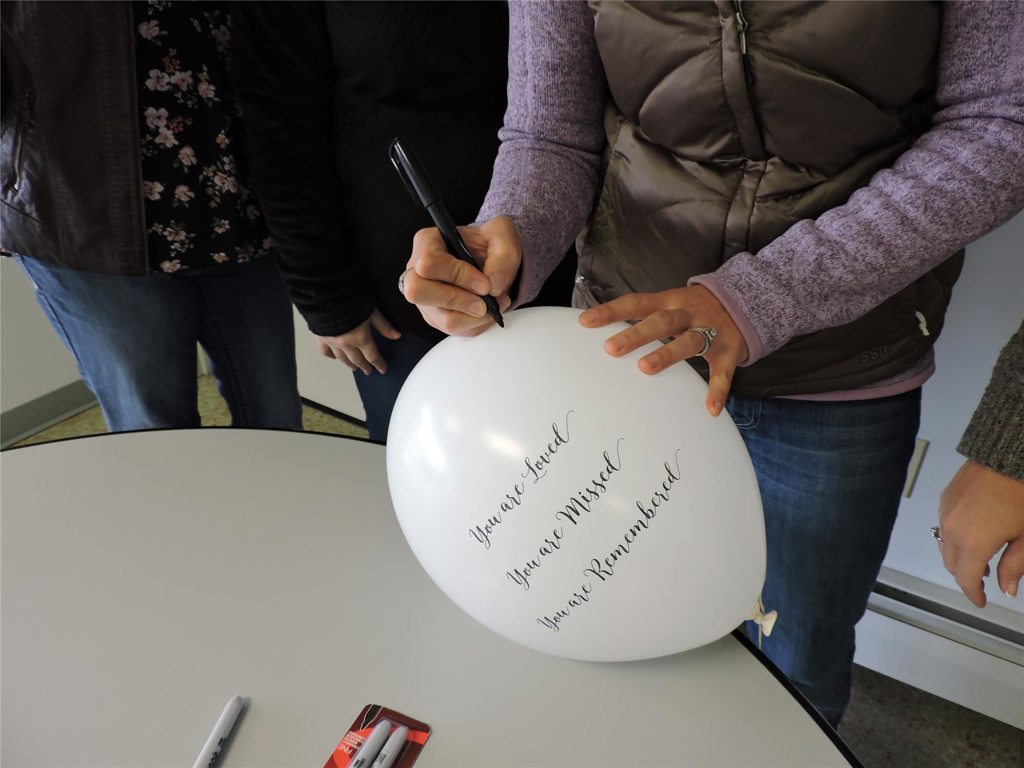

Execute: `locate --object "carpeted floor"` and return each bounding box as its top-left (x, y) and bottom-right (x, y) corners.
top-left (13, 375), bottom-right (1024, 768)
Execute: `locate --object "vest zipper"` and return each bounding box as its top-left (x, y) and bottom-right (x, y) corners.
top-left (734, 1), bottom-right (755, 86)
top-left (12, 92), bottom-right (33, 191)
top-left (720, 0), bottom-right (766, 254)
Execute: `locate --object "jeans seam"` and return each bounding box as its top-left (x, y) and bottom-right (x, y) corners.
top-left (197, 285), bottom-right (250, 425)
top-left (732, 398), bottom-right (762, 430)
top-left (27, 275), bottom-right (90, 377)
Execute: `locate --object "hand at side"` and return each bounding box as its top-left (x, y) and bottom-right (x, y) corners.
top-left (316, 309), bottom-right (401, 375)
top-left (938, 460), bottom-right (1024, 607)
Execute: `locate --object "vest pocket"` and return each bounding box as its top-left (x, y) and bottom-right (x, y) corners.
top-left (7, 91), bottom-right (32, 192)
top-left (727, 396), bottom-right (761, 429)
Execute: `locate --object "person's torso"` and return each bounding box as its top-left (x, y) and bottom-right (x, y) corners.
top-left (132, 0), bottom-right (270, 273)
top-left (578, 0), bottom-right (962, 396)
top-left (1, 0), bottom-right (270, 276)
top-left (324, 1), bottom-right (509, 335)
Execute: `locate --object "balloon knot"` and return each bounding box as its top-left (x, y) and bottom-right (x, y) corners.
top-left (746, 598), bottom-right (778, 639)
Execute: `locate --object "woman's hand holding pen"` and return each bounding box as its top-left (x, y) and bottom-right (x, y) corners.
top-left (401, 216), bottom-right (519, 336)
top-left (401, 213), bottom-right (747, 416)
top-left (579, 286), bottom-right (749, 417)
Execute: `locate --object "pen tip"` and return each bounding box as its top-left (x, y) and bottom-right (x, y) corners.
top-left (496, 317), bottom-right (505, 328)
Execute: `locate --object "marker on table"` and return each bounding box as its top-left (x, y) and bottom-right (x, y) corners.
top-left (192, 695), bottom-right (245, 768)
top-left (388, 137), bottom-right (505, 328)
top-left (371, 725), bottom-right (409, 768)
top-left (349, 719), bottom-right (393, 768)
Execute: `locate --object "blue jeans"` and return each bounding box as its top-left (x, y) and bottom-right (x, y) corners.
top-left (729, 389), bottom-right (921, 729)
top-left (353, 328), bottom-right (441, 443)
top-left (16, 255), bottom-right (303, 432)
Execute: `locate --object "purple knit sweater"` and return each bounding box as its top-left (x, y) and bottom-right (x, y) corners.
top-left (478, 1), bottom-right (1024, 397)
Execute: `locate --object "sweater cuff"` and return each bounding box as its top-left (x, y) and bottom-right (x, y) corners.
top-left (687, 274), bottom-right (763, 366)
top-left (957, 324), bottom-right (1024, 480)
top-left (296, 296), bottom-right (376, 339)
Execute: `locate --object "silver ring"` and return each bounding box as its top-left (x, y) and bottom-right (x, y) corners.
top-left (930, 526), bottom-right (943, 543)
top-left (686, 326), bottom-right (718, 357)
top-left (398, 269), bottom-right (412, 294)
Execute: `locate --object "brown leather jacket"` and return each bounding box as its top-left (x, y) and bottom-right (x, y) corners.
top-left (1, 2), bottom-right (149, 275)
top-left (580, 0), bottom-right (963, 396)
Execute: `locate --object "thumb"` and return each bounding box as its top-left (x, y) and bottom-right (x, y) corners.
top-left (996, 537), bottom-right (1024, 598)
top-left (369, 309), bottom-right (401, 340)
top-left (316, 338), bottom-right (336, 359)
top-left (476, 216), bottom-right (522, 297)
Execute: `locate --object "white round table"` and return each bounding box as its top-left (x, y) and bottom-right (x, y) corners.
top-left (1, 429), bottom-right (855, 767)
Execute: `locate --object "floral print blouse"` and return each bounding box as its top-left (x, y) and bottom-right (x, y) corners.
top-left (134, 1), bottom-right (271, 273)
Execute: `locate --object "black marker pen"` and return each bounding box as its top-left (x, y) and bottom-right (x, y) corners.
top-left (388, 137), bottom-right (505, 328)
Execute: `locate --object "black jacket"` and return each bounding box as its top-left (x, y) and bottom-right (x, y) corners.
top-left (1, 2), bottom-right (148, 274)
top-left (231, 2), bottom-right (509, 339)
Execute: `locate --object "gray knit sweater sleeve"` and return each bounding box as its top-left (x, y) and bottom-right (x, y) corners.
top-left (958, 322), bottom-right (1024, 480)
top-left (476, 1), bottom-right (606, 306)
top-left (480, 1), bottom-right (1024, 360)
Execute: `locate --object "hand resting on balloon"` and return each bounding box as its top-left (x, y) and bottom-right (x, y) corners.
top-left (579, 287), bottom-right (749, 417)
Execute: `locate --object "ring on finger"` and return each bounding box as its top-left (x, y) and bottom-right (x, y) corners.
top-left (397, 268), bottom-right (413, 294)
top-left (685, 326), bottom-right (718, 357)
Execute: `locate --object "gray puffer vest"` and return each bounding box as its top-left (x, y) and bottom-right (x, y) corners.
top-left (577, 0), bottom-right (963, 396)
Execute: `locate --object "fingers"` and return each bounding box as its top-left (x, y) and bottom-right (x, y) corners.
top-left (937, 461), bottom-right (1024, 604)
top-left (355, 342), bottom-right (386, 375)
top-left (317, 321), bottom-right (387, 376)
top-left (416, 295), bottom-right (513, 337)
top-left (369, 308), bottom-right (402, 341)
top-left (326, 342), bottom-right (374, 375)
top-left (410, 229), bottom-right (491, 294)
top-left (633, 326), bottom-right (740, 417)
top-left (404, 218), bottom-right (522, 336)
top-left (402, 266), bottom-right (489, 320)
top-left (936, 536), bottom-right (987, 607)
top-left (940, 520), bottom-right (1002, 608)
top-left (405, 228), bottom-right (491, 333)
top-left (627, 316), bottom-right (704, 368)
top-left (951, 545), bottom-right (989, 608)
top-left (704, 350), bottom-right (739, 417)
top-left (580, 287), bottom-right (747, 417)
top-left (316, 338), bottom-right (336, 360)
top-left (600, 308), bottom-right (688, 357)
top-left (465, 217), bottom-right (522, 298)
top-left (996, 538), bottom-right (1024, 598)
top-left (579, 293), bottom-right (661, 329)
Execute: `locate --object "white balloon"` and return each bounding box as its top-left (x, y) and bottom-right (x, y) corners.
top-left (387, 306), bottom-right (765, 661)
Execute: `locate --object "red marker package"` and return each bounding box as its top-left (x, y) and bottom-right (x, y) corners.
top-left (325, 704), bottom-right (431, 768)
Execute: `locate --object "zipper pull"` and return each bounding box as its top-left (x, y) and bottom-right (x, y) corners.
top-left (735, 1), bottom-right (749, 55)
top-left (733, 1), bottom-right (754, 85)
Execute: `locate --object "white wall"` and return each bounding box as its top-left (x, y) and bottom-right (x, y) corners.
top-left (884, 213), bottom-right (1024, 617)
top-left (292, 306), bottom-right (365, 421)
top-left (0, 256), bottom-right (81, 411)
top-left (0, 257), bottom-right (366, 424)
top-left (851, 213), bottom-right (1024, 726)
